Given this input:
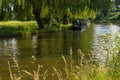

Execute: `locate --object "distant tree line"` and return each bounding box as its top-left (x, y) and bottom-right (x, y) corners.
top-left (0, 0), bottom-right (113, 29)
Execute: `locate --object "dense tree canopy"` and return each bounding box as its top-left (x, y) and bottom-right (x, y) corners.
top-left (0, 0), bottom-right (113, 29)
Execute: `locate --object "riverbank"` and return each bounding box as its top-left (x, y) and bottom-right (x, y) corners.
top-left (93, 19), bottom-right (120, 25)
top-left (93, 11), bottom-right (120, 25)
top-left (1, 19), bottom-right (119, 38)
top-left (0, 21), bottom-right (38, 37)
top-left (0, 21), bottom-right (71, 37)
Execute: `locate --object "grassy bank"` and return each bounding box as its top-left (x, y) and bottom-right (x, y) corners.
top-left (93, 11), bottom-right (120, 25)
top-left (0, 21), bottom-right (71, 37)
top-left (0, 21), bottom-right (39, 37)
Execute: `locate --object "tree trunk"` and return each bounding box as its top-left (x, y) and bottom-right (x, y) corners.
top-left (63, 14), bottom-right (68, 25)
top-left (33, 9), bottom-right (44, 29)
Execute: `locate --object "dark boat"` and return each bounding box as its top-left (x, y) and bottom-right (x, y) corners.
top-left (70, 19), bottom-right (90, 30)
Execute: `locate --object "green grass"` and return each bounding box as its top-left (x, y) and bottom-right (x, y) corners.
top-left (0, 21), bottom-right (72, 37)
top-left (0, 21), bottom-right (38, 37)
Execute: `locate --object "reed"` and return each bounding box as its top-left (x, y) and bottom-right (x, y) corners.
top-left (7, 56), bottom-right (48, 80)
top-left (52, 34), bottom-right (120, 80)
top-left (23, 65), bottom-right (47, 80)
top-left (53, 48), bottom-right (116, 80)
top-left (5, 47), bottom-right (120, 80)
top-left (8, 57), bottom-right (21, 80)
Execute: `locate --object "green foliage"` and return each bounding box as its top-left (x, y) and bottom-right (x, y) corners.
top-left (0, 0), bottom-right (114, 27)
top-left (41, 6), bottom-right (49, 18)
top-left (0, 0), bottom-right (2, 8)
top-left (107, 12), bottom-right (120, 20)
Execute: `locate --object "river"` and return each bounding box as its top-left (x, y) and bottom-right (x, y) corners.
top-left (0, 23), bottom-right (120, 79)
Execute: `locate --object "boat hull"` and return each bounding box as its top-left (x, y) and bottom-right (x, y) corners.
top-left (70, 26), bottom-right (82, 30)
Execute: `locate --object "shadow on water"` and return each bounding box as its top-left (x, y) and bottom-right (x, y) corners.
top-left (33, 25), bottom-right (94, 57)
top-left (0, 24), bottom-right (120, 79)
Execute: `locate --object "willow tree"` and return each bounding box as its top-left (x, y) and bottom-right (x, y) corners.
top-left (99, 0), bottom-right (112, 17)
top-left (13, 0), bottom-right (33, 20)
top-left (25, 0), bottom-right (56, 29)
top-left (0, 0), bottom-right (3, 20)
top-left (0, 0), bottom-right (113, 27)
top-left (0, 0), bottom-right (13, 20)
top-left (61, 0), bottom-right (93, 24)
top-left (16, 0), bottom-right (58, 29)
top-left (2, 0), bottom-right (48, 29)
top-left (49, 0), bottom-right (73, 25)
top-left (89, 0), bottom-right (112, 14)
top-left (90, 0), bottom-right (112, 9)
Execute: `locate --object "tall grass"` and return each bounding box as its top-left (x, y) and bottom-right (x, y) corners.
top-left (6, 48), bottom-right (120, 80)
top-left (52, 48), bottom-right (108, 80)
top-left (41, 34), bottom-right (120, 80)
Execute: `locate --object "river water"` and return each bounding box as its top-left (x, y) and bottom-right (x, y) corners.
top-left (0, 24), bottom-right (120, 79)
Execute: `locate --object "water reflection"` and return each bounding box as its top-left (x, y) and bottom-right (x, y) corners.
top-left (93, 24), bottom-right (120, 66)
top-left (32, 29), bottom-right (93, 57)
top-left (0, 38), bottom-right (19, 57)
top-left (0, 38), bottom-right (19, 79)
